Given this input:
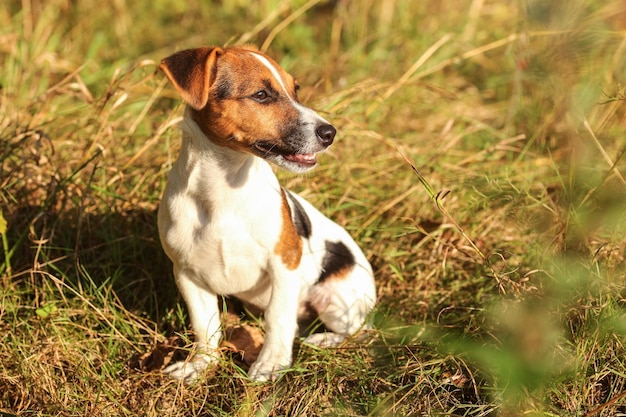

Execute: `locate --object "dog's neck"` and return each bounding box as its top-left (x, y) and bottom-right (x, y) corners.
top-left (173, 108), bottom-right (278, 198)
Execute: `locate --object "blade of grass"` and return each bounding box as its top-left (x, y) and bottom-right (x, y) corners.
top-left (366, 33), bottom-right (452, 117)
top-left (397, 149), bottom-right (515, 292)
top-left (260, 0), bottom-right (323, 52)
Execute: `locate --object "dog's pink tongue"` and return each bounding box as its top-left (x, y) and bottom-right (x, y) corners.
top-left (286, 153), bottom-right (317, 166)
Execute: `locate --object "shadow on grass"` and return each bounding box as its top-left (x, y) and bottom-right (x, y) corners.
top-left (2, 201), bottom-right (180, 331)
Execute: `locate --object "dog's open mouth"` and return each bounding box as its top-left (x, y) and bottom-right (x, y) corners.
top-left (253, 142), bottom-right (317, 168)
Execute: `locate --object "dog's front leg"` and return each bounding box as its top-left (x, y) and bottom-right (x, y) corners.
top-left (248, 266), bottom-right (301, 382)
top-left (164, 266), bottom-right (221, 383)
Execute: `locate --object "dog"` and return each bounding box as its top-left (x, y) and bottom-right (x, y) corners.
top-left (157, 45), bottom-right (376, 382)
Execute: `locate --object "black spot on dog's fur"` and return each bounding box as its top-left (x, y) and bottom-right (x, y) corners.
top-left (285, 189), bottom-right (312, 239)
top-left (318, 240), bottom-right (355, 283)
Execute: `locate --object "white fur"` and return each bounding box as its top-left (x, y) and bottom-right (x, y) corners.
top-left (158, 51), bottom-right (376, 382)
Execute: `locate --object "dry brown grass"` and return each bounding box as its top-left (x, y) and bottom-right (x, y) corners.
top-left (1, 0), bottom-right (626, 415)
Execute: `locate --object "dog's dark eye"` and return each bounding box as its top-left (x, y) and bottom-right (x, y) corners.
top-left (252, 90), bottom-right (270, 102)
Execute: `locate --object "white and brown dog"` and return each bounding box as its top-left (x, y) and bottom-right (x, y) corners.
top-left (157, 45), bottom-right (376, 382)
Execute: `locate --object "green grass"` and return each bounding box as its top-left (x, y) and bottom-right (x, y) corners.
top-left (1, 0), bottom-right (626, 415)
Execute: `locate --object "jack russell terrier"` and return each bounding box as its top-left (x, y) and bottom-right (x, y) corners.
top-left (157, 45), bottom-right (376, 382)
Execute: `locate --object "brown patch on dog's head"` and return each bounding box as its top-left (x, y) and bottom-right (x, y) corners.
top-left (160, 47), bottom-right (224, 111)
top-left (160, 45), bottom-right (333, 172)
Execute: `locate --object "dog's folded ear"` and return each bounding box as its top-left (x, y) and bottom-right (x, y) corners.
top-left (160, 47), bottom-right (224, 110)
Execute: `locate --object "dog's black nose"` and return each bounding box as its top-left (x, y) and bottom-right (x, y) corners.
top-left (316, 124), bottom-right (336, 146)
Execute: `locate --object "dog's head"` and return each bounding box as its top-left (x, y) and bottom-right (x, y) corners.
top-left (160, 45), bottom-right (336, 173)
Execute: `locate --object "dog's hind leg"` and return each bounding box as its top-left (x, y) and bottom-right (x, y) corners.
top-left (303, 272), bottom-right (376, 347)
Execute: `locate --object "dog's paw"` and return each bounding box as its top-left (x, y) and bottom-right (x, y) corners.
top-left (303, 332), bottom-right (347, 347)
top-left (163, 354), bottom-right (214, 383)
top-left (247, 358), bottom-right (291, 382)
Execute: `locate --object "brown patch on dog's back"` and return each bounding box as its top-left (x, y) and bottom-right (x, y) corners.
top-left (275, 189), bottom-right (303, 270)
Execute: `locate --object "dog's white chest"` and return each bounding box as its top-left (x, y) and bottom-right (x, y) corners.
top-left (157, 153), bottom-right (283, 298)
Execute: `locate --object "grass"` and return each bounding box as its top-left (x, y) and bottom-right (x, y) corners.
top-left (1, 0), bottom-right (625, 415)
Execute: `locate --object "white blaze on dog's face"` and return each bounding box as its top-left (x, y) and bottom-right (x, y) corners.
top-left (160, 46), bottom-right (336, 173)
